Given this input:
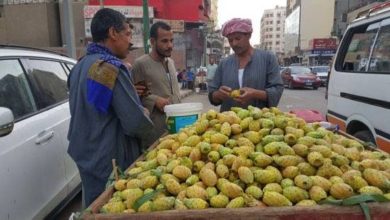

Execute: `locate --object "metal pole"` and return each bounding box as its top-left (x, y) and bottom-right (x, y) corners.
top-left (63, 0), bottom-right (76, 59)
top-left (99, 0), bottom-right (104, 9)
top-left (142, 0), bottom-right (150, 54)
top-left (203, 30), bottom-right (207, 67)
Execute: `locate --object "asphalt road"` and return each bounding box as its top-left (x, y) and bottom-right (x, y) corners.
top-left (56, 86), bottom-right (328, 219)
top-left (183, 86), bottom-right (328, 116)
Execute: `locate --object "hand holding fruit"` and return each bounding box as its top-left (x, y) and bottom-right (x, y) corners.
top-left (233, 87), bottom-right (256, 105)
top-left (213, 86), bottom-right (232, 102)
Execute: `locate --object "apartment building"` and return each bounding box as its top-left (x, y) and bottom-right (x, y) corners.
top-left (284, 0), bottom-right (335, 65)
top-left (260, 5), bottom-right (286, 57)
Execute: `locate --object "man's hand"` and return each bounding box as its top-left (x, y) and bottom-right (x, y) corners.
top-left (143, 107), bottom-right (150, 116)
top-left (134, 80), bottom-right (151, 97)
top-left (234, 87), bottom-right (267, 105)
top-left (155, 97), bottom-right (170, 112)
top-left (213, 86), bottom-right (232, 102)
top-left (134, 84), bottom-right (147, 96)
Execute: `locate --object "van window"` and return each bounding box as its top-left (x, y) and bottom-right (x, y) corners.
top-left (26, 59), bottom-right (69, 109)
top-left (368, 21), bottom-right (390, 73)
top-left (340, 22), bottom-right (379, 72)
top-left (0, 59), bottom-right (36, 119)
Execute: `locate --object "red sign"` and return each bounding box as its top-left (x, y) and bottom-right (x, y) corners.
top-left (310, 38), bottom-right (337, 50)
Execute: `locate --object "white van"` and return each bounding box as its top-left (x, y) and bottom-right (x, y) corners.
top-left (327, 2), bottom-right (390, 152)
top-left (0, 46), bottom-right (80, 219)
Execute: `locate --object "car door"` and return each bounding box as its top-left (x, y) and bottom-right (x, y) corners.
top-left (0, 58), bottom-right (63, 220)
top-left (21, 58), bottom-right (76, 219)
top-left (0, 57), bottom-right (71, 220)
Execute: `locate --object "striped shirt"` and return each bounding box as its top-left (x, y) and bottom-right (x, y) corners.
top-left (208, 49), bottom-right (284, 112)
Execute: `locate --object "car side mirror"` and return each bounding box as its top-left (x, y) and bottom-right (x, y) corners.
top-left (0, 107), bottom-right (14, 137)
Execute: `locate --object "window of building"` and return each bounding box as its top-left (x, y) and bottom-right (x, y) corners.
top-left (277, 21), bottom-right (280, 24)
top-left (276, 34), bottom-right (280, 38)
top-left (276, 41), bottom-right (280, 45)
top-left (270, 21), bottom-right (273, 25)
top-left (277, 27), bottom-right (281, 31)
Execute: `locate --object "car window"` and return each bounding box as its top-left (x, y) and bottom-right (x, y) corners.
top-left (340, 21), bottom-right (379, 72)
top-left (65, 63), bottom-right (75, 73)
top-left (26, 59), bottom-right (69, 110)
top-left (368, 19), bottom-right (390, 73)
top-left (312, 67), bottom-right (329, 72)
top-left (291, 66), bottom-right (311, 74)
top-left (0, 59), bottom-right (37, 119)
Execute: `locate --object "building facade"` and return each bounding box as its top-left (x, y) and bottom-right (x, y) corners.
top-left (284, 0), bottom-right (335, 66)
top-left (260, 5), bottom-right (286, 59)
top-left (88, 0), bottom-right (211, 70)
top-left (0, 0), bottom-right (214, 70)
top-left (332, 0), bottom-right (384, 39)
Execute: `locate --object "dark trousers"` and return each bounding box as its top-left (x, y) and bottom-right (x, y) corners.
top-left (187, 81), bottom-right (194, 90)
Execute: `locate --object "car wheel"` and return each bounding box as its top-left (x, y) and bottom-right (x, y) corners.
top-left (313, 86), bottom-right (318, 90)
top-left (353, 130), bottom-right (375, 145)
top-left (288, 81), bottom-right (294, 89)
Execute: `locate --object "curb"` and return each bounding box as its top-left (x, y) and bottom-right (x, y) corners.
top-left (179, 90), bottom-right (194, 99)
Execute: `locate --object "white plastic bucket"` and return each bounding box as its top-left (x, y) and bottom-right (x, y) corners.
top-left (164, 102), bottom-right (203, 133)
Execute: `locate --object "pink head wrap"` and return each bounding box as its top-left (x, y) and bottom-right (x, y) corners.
top-left (221, 18), bottom-right (253, 37)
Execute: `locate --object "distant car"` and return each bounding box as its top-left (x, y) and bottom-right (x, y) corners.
top-left (0, 45), bottom-right (80, 220)
top-left (281, 66), bottom-right (321, 89)
top-left (311, 65), bottom-right (330, 86)
top-left (279, 66), bottom-right (286, 74)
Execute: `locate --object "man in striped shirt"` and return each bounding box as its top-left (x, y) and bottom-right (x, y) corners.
top-left (208, 18), bottom-right (284, 112)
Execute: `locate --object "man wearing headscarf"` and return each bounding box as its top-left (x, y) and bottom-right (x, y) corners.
top-left (208, 18), bottom-right (284, 111)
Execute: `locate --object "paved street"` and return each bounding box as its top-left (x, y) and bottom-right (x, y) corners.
top-left (182, 87), bottom-right (328, 116)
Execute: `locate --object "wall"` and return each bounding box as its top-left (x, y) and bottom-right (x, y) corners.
top-left (333, 0), bottom-right (379, 39)
top-left (0, 3), bottom-right (61, 47)
top-left (300, 0), bottom-right (335, 51)
top-left (59, 1), bottom-right (86, 47)
top-left (88, 0), bottom-right (209, 22)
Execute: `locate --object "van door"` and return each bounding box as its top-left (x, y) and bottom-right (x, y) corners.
top-left (328, 18), bottom-right (390, 151)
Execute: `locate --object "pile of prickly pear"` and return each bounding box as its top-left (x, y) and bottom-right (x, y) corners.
top-left (100, 106), bottom-right (390, 214)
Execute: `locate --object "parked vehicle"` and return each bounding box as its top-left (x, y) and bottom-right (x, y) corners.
top-left (280, 65), bottom-right (321, 89)
top-left (327, 2), bottom-right (390, 151)
top-left (0, 45), bottom-right (81, 219)
top-left (310, 65), bottom-right (330, 86)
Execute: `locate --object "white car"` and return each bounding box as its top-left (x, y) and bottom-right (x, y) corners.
top-left (0, 46), bottom-right (80, 219)
top-left (310, 66), bottom-right (329, 86)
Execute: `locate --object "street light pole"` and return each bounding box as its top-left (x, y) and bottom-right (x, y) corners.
top-left (63, 0), bottom-right (76, 59)
top-left (204, 30), bottom-right (207, 67)
top-left (142, 0), bottom-right (150, 54)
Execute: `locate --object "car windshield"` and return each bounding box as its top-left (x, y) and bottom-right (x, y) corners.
top-left (312, 66), bottom-right (329, 72)
top-left (290, 66), bottom-right (311, 74)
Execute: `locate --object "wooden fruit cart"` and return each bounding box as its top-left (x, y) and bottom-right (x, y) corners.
top-left (82, 131), bottom-right (390, 220)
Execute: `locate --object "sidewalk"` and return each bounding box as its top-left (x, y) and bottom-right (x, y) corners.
top-left (179, 89), bottom-right (194, 99)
